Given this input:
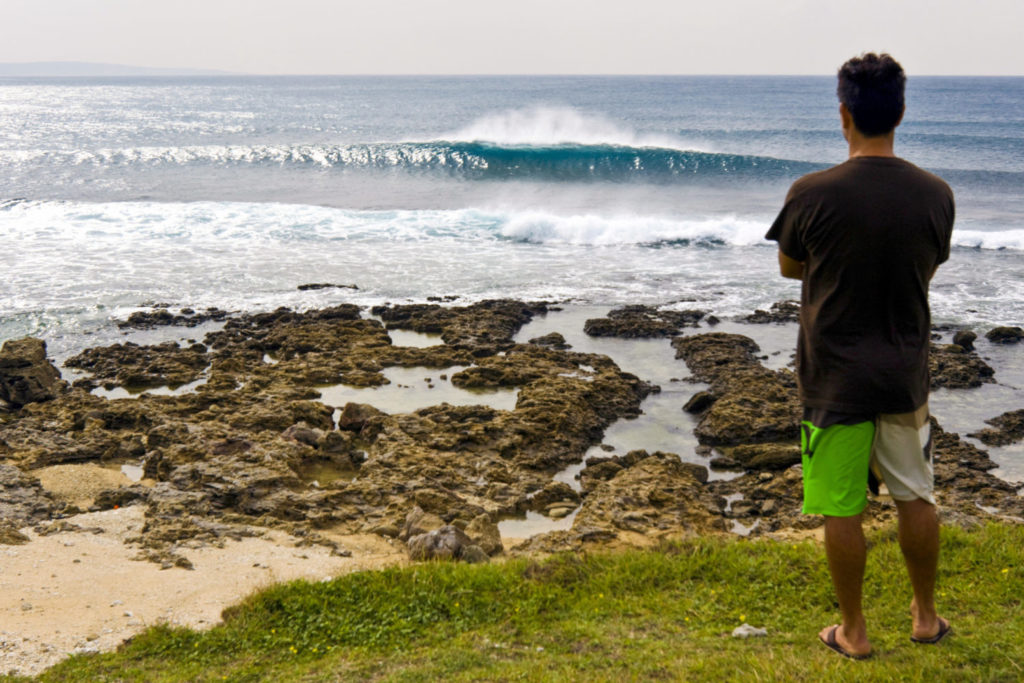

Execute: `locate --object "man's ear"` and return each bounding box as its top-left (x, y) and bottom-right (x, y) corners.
top-left (894, 104), bottom-right (906, 128)
top-left (839, 103), bottom-right (853, 139)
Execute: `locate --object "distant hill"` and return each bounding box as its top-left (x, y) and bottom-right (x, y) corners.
top-left (0, 61), bottom-right (235, 77)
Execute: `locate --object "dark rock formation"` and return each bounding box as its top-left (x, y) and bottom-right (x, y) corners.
top-left (117, 306), bottom-right (231, 329)
top-left (952, 329), bottom-right (977, 351)
top-left (584, 305), bottom-right (706, 338)
top-left (929, 343), bottom-right (995, 389)
top-left (968, 409), bottom-right (1024, 446)
top-left (985, 326), bottom-right (1024, 344)
top-left (671, 333), bottom-right (800, 448)
top-left (743, 301), bottom-right (800, 324)
top-left (0, 338), bottom-right (66, 409)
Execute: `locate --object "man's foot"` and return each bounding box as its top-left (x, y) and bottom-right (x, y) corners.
top-left (911, 616), bottom-right (951, 644)
top-left (910, 599), bottom-right (950, 643)
top-left (818, 624), bottom-right (872, 660)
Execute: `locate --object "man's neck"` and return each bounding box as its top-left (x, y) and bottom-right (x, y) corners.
top-left (846, 131), bottom-right (897, 159)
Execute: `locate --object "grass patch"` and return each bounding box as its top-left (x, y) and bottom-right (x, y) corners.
top-left (8, 522), bottom-right (1024, 682)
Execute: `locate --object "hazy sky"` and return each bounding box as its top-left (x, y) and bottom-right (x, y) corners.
top-left (4, 0), bottom-right (1021, 75)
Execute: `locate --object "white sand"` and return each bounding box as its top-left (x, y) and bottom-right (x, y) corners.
top-left (0, 506), bottom-right (406, 677)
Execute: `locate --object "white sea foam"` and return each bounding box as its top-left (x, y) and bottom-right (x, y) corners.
top-left (951, 228), bottom-right (1024, 251)
top-left (498, 211), bottom-right (769, 246)
top-left (440, 106), bottom-right (700, 150)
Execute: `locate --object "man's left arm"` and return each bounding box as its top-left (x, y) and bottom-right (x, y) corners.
top-left (778, 250), bottom-right (805, 280)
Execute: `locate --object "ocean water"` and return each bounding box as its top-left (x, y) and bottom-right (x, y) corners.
top-left (2, 75), bottom-right (1023, 355)
top-left (2, 75), bottom-right (1022, 482)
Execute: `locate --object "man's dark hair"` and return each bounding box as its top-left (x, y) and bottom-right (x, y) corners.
top-left (837, 53), bottom-right (906, 136)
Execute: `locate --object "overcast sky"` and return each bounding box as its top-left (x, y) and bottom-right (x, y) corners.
top-left (3, 0), bottom-right (1021, 76)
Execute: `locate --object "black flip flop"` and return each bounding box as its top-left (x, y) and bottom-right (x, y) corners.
top-left (819, 625), bottom-right (872, 660)
top-left (911, 617), bottom-right (952, 644)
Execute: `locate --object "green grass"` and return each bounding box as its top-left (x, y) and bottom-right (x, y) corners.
top-left (9, 522), bottom-right (1024, 682)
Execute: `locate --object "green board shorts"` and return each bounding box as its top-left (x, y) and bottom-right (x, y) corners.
top-left (800, 403), bottom-right (935, 517)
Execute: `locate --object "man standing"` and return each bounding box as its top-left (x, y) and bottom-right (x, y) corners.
top-left (766, 53), bottom-right (954, 659)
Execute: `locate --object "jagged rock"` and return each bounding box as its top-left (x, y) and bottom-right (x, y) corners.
top-left (985, 326), bottom-right (1023, 344)
top-left (724, 443), bottom-right (801, 470)
top-left (400, 505), bottom-right (446, 541)
top-left (968, 409), bottom-right (1024, 446)
top-left (465, 513), bottom-right (504, 555)
top-left (117, 306), bottom-right (231, 330)
top-left (0, 520), bottom-right (30, 545)
top-left (743, 301), bottom-right (800, 324)
top-left (0, 338), bottom-right (65, 409)
top-left (0, 463), bottom-right (60, 525)
top-left (407, 524), bottom-right (474, 561)
top-left (573, 453), bottom-right (725, 537)
top-left (929, 343), bottom-right (995, 389)
top-left (952, 329), bottom-right (977, 351)
top-left (672, 333), bottom-right (800, 446)
top-left (335, 403), bottom-right (385, 436)
top-left (65, 340), bottom-right (208, 389)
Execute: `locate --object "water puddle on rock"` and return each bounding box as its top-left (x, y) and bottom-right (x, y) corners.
top-left (387, 328), bottom-right (445, 349)
top-left (516, 307), bottom-right (770, 489)
top-left (296, 461), bottom-right (358, 487)
top-left (929, 333), bottom-right (1024, 484)
top-left (316, 366), bottom-right (518, 414)
top-left (498, 508), bottom-right (580, 540)
top-left (91, 376), bottom-right (208, 400)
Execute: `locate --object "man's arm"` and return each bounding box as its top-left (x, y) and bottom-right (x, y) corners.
top-left (778, 250), bottom-right (805, 280)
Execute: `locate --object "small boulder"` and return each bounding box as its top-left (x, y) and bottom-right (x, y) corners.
top-left (952, 329), bottom-right (977, 351)
top-left (986, 326), bottom-right (1023, 344)
top-left (465, 513), bottom-right (504, 556)
top-left (407, 525), bottom-right (473, 561)
top-left (337, 402), bottom-right (384, 432)
top-left (0, 338), bottom-right (65, 409)
top-left (399, 505), bottom-right (445, 541)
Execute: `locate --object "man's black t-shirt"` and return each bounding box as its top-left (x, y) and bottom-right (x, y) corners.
top-left (766, 156), bottom-right (955, 414)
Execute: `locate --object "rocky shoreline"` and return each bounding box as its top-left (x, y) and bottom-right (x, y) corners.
top-left (2, 300), bottom-right (1023, 568)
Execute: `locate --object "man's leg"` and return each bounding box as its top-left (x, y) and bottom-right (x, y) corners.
top-left (894, 497), bottom-right (945, 639)
top-left (820, 513), bottom-right (871, 656)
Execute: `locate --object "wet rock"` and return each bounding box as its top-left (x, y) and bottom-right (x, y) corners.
top-left (117, 306), bottom-right (230, 329)
top-left (407, 524), bottom-right (474, 561)
top-left (528, 481), bottom-right (581, 510)
top-left (672, 333), bottom-right (800, 447)
top-left (929, 343), bottom-right (995, 389)
top-left (952, 329), bottom-right (977, 351)
top-left (743, 300), bottom-right (799, 324)
top-left (372, 299), bottom-right (545, 354)
top-left (0, 338), bottom-right (65, 409)
top-left (584, 305), bottom-right (706, 338)
top-left (528, 332), bottom-right (571, 350)
top-left (296, 283), bottom-right (359, 291)
top-left (337, 401), bottom-right (385, 432)
top-left (968, 409), bottom-right (1024, 446)
top-left (683, 391), bottom-right (716, 414)
top-left (65, 340), bottom-right (208, 389)
top-left (985, 326), bottom-right (1024, 344)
